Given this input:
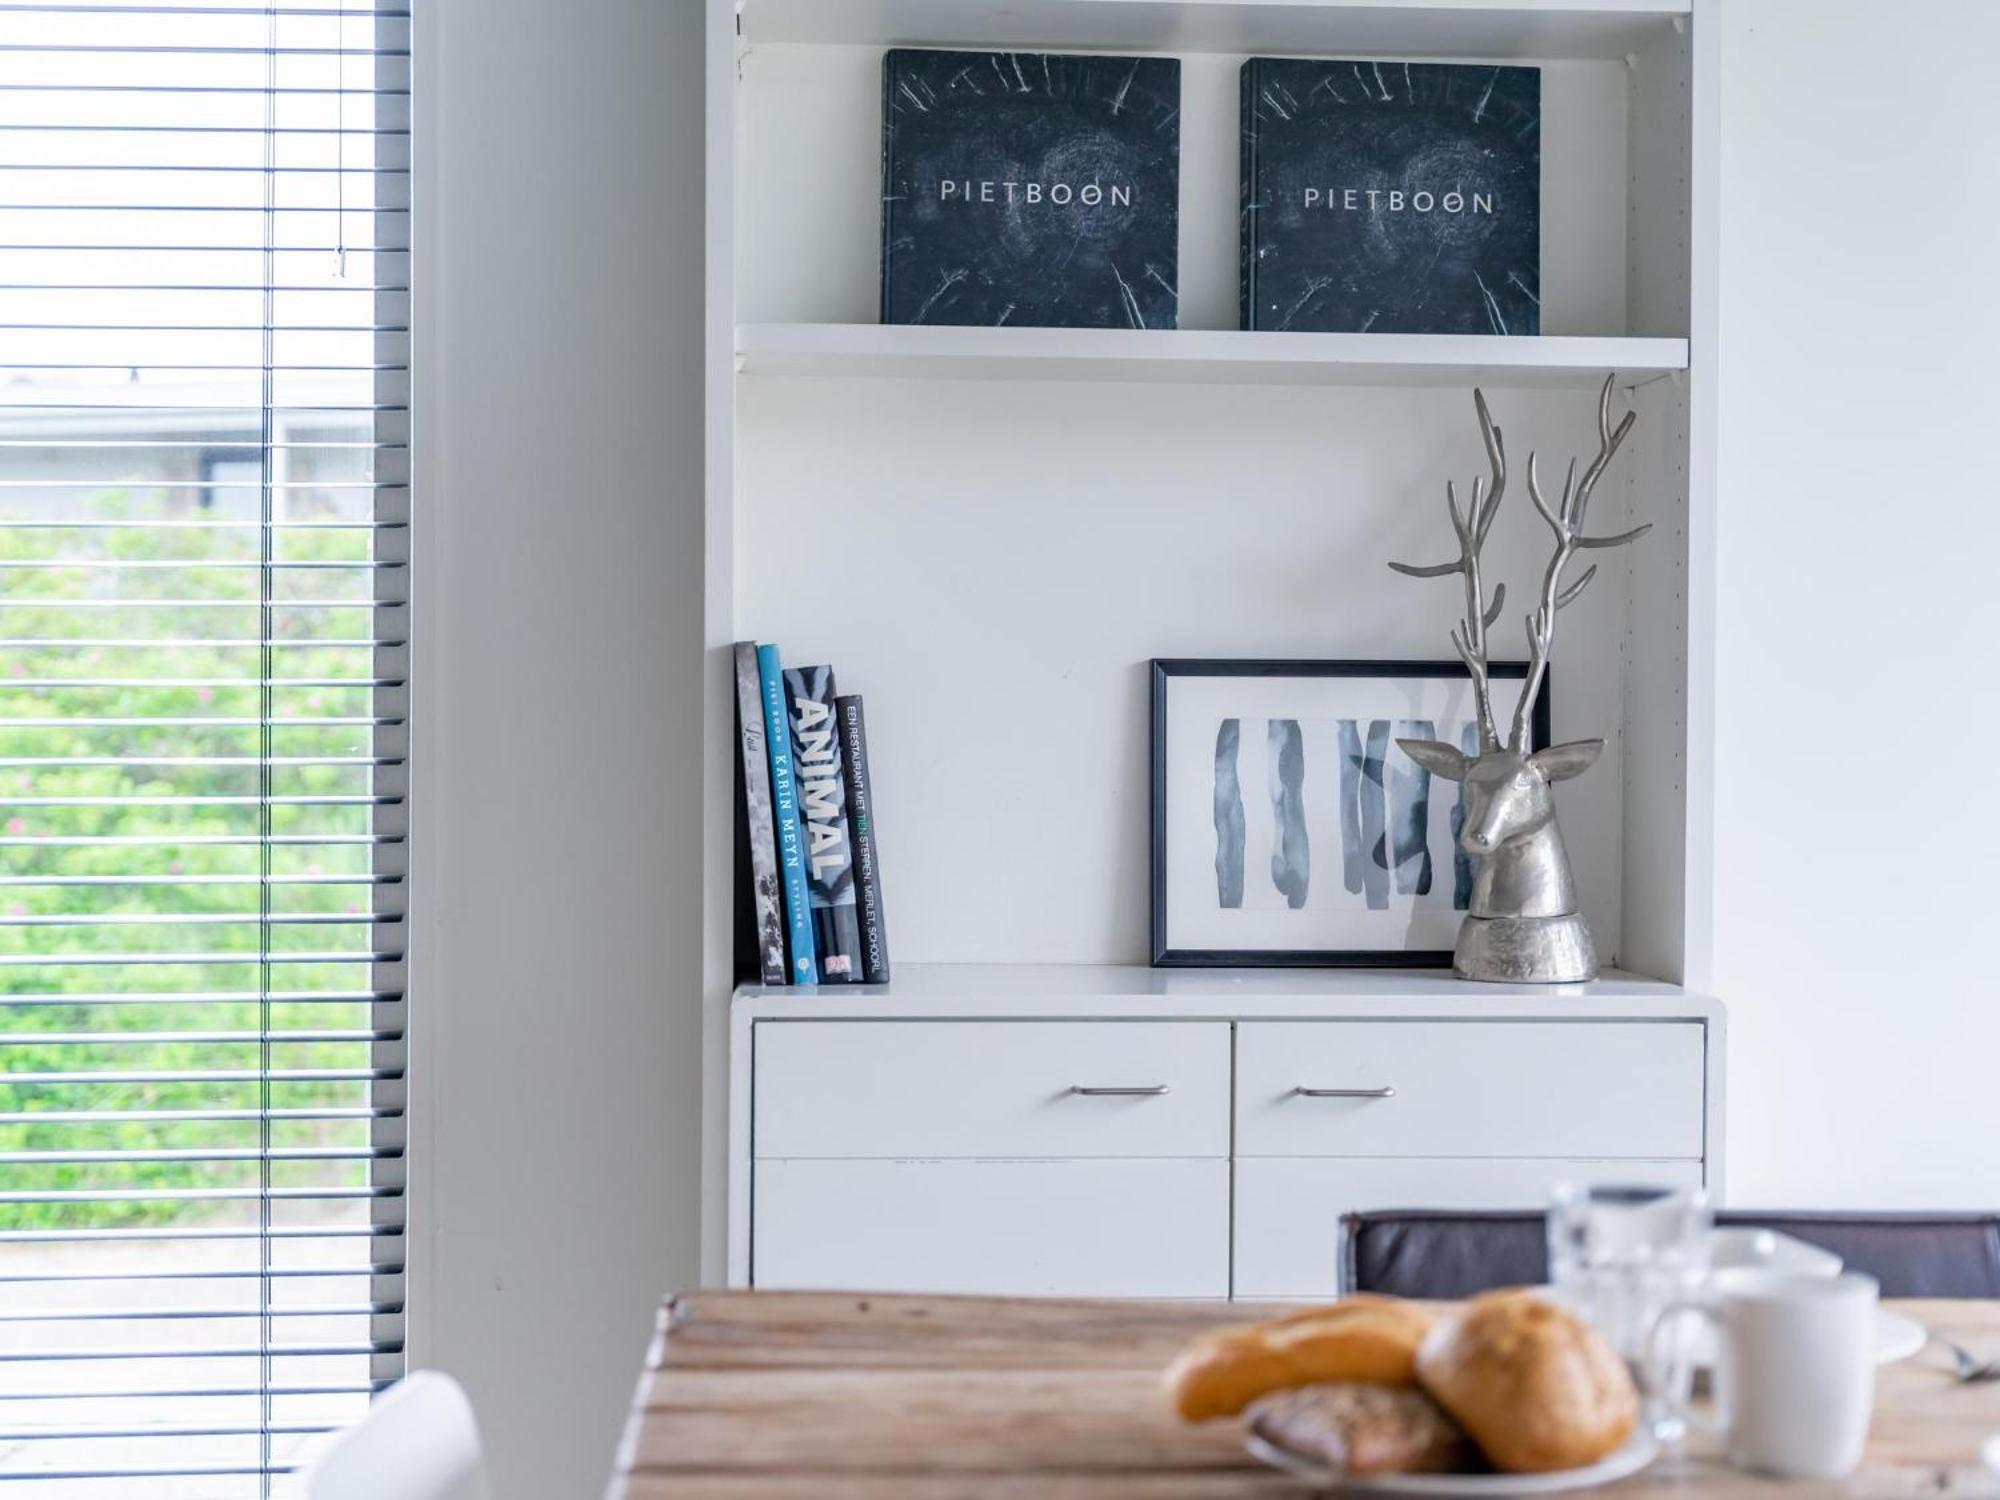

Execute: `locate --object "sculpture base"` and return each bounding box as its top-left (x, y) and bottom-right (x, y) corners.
top-left (1454, 913), bottom-right (1599, 984)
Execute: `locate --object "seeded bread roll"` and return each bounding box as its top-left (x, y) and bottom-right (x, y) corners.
top-left (1414, 1289), bottom-right (1638, 1473)
top-left (1247, 1381), bottom-right (1478, 1476)
top-left (1165, 1296), bottom-right (1437, 1423)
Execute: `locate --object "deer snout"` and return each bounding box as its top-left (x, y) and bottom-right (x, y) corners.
top-left (1461, 781), bottom-right (1549, 854)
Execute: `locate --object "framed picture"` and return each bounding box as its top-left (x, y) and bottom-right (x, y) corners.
top-left (1149, 659), bottom-right (1551, 967)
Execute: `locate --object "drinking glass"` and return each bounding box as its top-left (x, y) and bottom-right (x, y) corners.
top-left (1547, 1182), bottom-right (1712, 1440)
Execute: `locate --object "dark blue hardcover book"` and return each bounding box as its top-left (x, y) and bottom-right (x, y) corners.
top-left (881, 48), bottom-right (1181, 329)
top-left (758, 644), bottom-right (817, 984)
top-left (1241, 58), bottom-right (1540, 335)
top-left (835, 695), bottom-right (889, 985)
top-left (783, 665), bottom-right (864, 983)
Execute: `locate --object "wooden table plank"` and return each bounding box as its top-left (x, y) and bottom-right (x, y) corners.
top-left (615, 1478), bottom-right (1306, 1500)
top-left (610, 1294), bottom-right (2000, 1499)
top-left (648, 1290), bottom-right (1297, 1370)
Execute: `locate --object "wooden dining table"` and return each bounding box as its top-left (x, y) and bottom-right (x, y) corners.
top-left (608, 1291), bottom-right (2000, 1498)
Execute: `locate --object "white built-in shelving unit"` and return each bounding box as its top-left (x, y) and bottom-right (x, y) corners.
top-left (700, 0), bottom-right (1719, 1286)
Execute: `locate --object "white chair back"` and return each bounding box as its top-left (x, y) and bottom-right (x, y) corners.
top-left (303, 1370), bottom-right (492, 1500)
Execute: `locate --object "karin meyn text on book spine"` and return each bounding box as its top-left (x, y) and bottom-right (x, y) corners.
top-left (757, 643), bottom-right (817, 984)
top-left (732, 643), bottom-right (788, 986)
top-left (783, 664), bottom-right (865, 982)
top-left (836, 695), bottom-right (890, 984)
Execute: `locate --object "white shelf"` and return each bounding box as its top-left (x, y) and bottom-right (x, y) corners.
top-left (743, 0), bottom-right (1690, 63)
top-left (736, 323), bottom-right (1689, 389)
top-left (736, 962), bottom-right (1720, 1022)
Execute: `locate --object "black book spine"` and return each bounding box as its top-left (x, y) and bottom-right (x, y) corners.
top-left (732, 642), bottom-right (788, 985)
top-left (835, 695), bottom-right (890, 985)
top-left (879, 57), bottom-right (897, 325)
top-left (783, 664), bottom-right (865, 983)
top-left (1240, 57), bottom-right (1259, 331)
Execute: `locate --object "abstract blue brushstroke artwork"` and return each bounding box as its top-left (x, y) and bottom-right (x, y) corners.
top-left (1267, 719), bottom-right (1310, 909)
top-left (1336, 719), bottom-right (1366, 896)
top-left (1390, 718), bottom-right (1435, 896)
top-left (1211, 715), bottom-right (1482, 913)
top-left (1155, 660), bottom-right (1549, 964)
top-left (1213, 718), bottom-right (1246, 908)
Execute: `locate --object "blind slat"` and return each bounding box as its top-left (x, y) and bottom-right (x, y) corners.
top-left (0, 1110), bottom-right (400, 1127)
top-left (0, 914), bottom-right (402, 927)
top-left (0, 1264), bottom-right (402, 1283)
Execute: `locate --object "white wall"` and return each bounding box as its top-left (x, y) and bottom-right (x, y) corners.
top-left (1715, 0), bottom-right (2000, 1207)
top-left (409, 3), bottom-right (706, 1496)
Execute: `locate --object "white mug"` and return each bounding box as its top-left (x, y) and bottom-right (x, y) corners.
top-left (1650, 1269), bottom-right (1879, 1479)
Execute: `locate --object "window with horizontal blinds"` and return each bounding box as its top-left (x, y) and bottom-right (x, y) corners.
top-left (0, 2), bottom-right (409, 1493)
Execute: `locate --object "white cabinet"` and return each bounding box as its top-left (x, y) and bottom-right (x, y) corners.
top-left (698, 0), bottom-right (1723, 1285)
top-left (731, 968), bottom-right (1724, 1299)
top-left (1235, 1021), bottom-right (1706, 1159)
top-left (755, 1021), bottom-right (1230, 1159)
top-left (700, 2), bottom-right (1720, 1296)
top-left (754, 1159), bottom-right (1230, 1297)
top-left (749, 1019), bottom-right (1233, 1296)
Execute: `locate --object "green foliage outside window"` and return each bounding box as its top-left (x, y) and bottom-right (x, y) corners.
top-left (1, 487), bottom-right (385, 1231)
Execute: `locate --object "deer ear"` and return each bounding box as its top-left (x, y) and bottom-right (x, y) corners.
top-left (1529, 739), bottom-right (1604, 783)
top-left (1398, 739), bottom-right (1469, 782)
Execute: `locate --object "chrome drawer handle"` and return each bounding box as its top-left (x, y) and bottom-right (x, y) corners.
top-left (1069, 1085), bottom-right (1170, 1097)
top-left (1294, 1086), bottom-right (1396, 1099)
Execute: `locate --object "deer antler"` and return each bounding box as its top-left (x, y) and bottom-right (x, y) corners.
top-left (1389, 389), bottom-right (1508, 752)
top-left (1509, 374), bottom-right (1651, 751)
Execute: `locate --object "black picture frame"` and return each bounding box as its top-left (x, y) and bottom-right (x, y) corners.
top-left (1148, 658), bottom-right (1552, 968)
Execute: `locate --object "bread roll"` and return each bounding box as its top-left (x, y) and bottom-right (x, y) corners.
top-left (1414, 1289), bottom-right (1637, 1473)
top-left (1165, 1296), bottom-right (1436, 1422)
top-left (1247, 1381), bottom-right (1477, 1476)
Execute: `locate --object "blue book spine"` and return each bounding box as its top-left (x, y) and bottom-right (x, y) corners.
top-left (758, 644), bottom-right (818, 984)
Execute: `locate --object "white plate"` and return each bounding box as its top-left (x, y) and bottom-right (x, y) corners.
top-left (1706, 1228), bottom-right (1845, 1278)
top-left (1873, 1308), bottom-right (1926, 1366)
top-left (1245, 1431), bottom-right (1659, 1497)
top-left (1980, 1433), bottom-right (2000, 1474)
top-left (1683, 1235), bottom-right (1922, 1369)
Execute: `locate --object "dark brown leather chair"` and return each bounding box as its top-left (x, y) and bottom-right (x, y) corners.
top-left (1340, 1210), bottom-right (2000, 1299)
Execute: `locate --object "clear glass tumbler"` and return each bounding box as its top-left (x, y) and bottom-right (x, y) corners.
top-left (1547, 1182), bottom-right (1712, 1441)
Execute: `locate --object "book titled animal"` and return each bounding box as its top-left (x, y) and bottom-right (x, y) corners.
top-left (1241, 58), bottom-right (1540, 335)
top-left (881, 48), bottom-right (1181, 329)
top-left (783, 664), bottom-right (864, 982)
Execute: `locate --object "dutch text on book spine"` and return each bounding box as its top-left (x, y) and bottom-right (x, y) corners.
top-left (758, 643), bottom-right (817, 985)
top-left (835, 695), bottom-right (890, 985)
top-left (733, 642), bottom-right (788, 986)
top-left (783, 664), bottom-right (865, 983)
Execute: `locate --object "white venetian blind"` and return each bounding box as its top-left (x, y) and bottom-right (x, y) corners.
top-left (0, 1), bottom-right (409, 1493)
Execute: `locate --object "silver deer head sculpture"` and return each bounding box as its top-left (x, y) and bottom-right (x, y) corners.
top-left (1389, 377), bottom-right (1649, 984)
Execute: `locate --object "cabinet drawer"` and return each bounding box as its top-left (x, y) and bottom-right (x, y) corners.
top-left (754, 1021), bottom-right (1229, 1159)
top-left (1236, 1022), bottom-right (1704, 1160)
top-left (754, 1158), bottom-right (1230, 1297)
top-left (1234, 1157), bottom-right (1707, 1299)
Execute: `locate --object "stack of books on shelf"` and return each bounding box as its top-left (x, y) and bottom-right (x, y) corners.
top-left (733, 641), bottom-right (890, 988)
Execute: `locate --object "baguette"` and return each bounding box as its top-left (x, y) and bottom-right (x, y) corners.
top-left (1165, 1296), bottom-right (1437, 1422)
